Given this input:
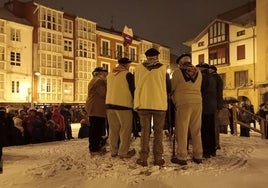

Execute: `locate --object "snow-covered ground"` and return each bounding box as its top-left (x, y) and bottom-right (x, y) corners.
top-left (0, 124), bottom-right (268, 188)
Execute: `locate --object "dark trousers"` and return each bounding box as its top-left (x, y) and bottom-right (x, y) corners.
top-left (65, 121), bottom-right (73, 139)
top-left (88, 116), bottom-right (106, 152)
top-left (201, 114), bottom-right (216, 156)
top-left (240, 124), bottom-right (250, 137)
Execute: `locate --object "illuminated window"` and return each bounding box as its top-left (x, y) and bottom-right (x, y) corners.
top-left (11, 81), bottom-right (19, 93)
top-left (64, 60), bottom-right (73, 73)
top-left (116, 44), bottom-right (124, 59)
top-left (63, 19), bottom-right (73, 35)
top-left (101, 40), bottom-right (110, 57)
top-left (209, 45), bottom-right (228, 65)
top-left (10, 51), bottom-right (21, 66)
top-left (235, 70), bottom-right (248, 88)
top-left (77, 19), bottom-right (96, 41)
top-left (64, 39), bottom-right (73, 52)
top-left (0, 73), bottom-right (4, 99)
top-left (40, 8), bottom-right (62, 32)
top-left (209, 22), bottom-right (228, 45)
top-left (129, 46), bottom-right (137, 61)
top-left (39, 77), bottom-right (62, 101)
top-left (10, 28), bottom-right (20, 42)
top-left (0, 21), bottom-right (5, 33)
top-left (101, 62), bottom-right (109, 72)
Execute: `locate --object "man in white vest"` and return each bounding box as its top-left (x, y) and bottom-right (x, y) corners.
top-left (106, 57), bottom-right (136, 159)
top-left (134, 48), bottom-right (171, 167)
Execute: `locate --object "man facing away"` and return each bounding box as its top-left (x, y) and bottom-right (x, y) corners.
top-left (85, 67), bottom-right (108, 155)
top-left (106, 57), bottom-right (136, 159)
top-left (171, 54), bottom-right (203, 165)
top-left (134, 48), bottom-right (171, 167)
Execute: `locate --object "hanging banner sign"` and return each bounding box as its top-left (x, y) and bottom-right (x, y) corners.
top-left (122, 25), bottom-right (133, 45)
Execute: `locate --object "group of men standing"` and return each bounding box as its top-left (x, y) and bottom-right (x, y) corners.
top-left (85, 48), bottom-right (223, 167)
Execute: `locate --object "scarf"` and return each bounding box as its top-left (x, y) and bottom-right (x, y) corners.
top-left (142, 59), bottom-right (163, 71)
top-left (112, 65), bottom-right (129, 75)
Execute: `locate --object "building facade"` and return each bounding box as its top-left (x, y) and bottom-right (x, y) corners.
top-left (184, 0), bottom-right (268, 111)
top-left (0, 0), bottom-right (170, 108)
top-left (0, 7), bottom-right (33, 107)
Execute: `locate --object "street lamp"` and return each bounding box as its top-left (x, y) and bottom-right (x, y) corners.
top-left (167, 67), bottom-right (172, 79)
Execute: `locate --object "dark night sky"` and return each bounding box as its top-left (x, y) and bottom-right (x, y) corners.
top-left (2, 0), bottom-right (251, 54)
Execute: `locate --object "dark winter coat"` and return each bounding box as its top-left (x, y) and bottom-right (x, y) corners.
top-left (85, 75), bottom-right (107, 117)
top-left (201, 70), bottom-right (217, 114)
top-left (211, 72), bottom-right (224, 110)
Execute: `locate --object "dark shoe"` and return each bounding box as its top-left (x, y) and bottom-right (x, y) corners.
top-left (171, 158), bottom-right (187, 166)
top-left (100, 136), bottom-right (108, 147)
top-left (211, 151), bottom-right (216, 157)
top-left (111, 154), bottom-right (118, 157)
top-left (90, 147), bottom-right (107, 156)
top-left (203, 154), bottom-right (211, 158)
top-left (216, 145), bottom-right (221, 150)
top-left (193, 157), bottom-right (202, 164)
top-left (136, 158), bottom-right (148, 167)
top-left (153, 158), bottom-right (165, 166)
top-left (119, 149), bottom-right (136, 159)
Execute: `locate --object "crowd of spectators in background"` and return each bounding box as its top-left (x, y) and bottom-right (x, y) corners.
top-left (0, 104), bottom-right (87, 147)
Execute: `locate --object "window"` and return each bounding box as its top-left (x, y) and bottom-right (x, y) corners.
top-left (129, 46), bottom-right (137, 61)
top-left (10, 28), bottom-right (20, 42)
top-left (77, 40), bottom-right (95, 58)
top-left (116, 44), bottom-right (123, 59)
top-left (63, 83), bottom-right (73, 101)
top-left (11, 81), bottom-right (19, 93)
top-left (0, 21), bottom-right (5, 33)
top-left (40, 53), bottom-right (62, 76)
top-left (76, 59), bottom-right (96, 79)
top-left (101, 40), bottom-right (110, 57)
top-left (198, 41), bottom-right (204, 47)
top-left (40, 30), bottom-right (62, 53)
top-left (237, 30), bottom-right (245, 37)
top-left (0, 46), bottom-right (4, 61)
top-left (64, 60), bottom-right (73, 73)
top-left (10, 52), bottom-right (21, 66)
top-left (237, 45), bottom-right (245, 60)
top-left (64, 40), bottom-right (73, 52)
top-left (235, 70), bottom-right (248, 88)
top-left (0, 73), bottom-right (4, 98)
top-left (76, 19), bottom-right (96, 41)
top-left (209, 45), bottom-right (228, 65)
top-left (101, 63), bottom-right (109, 72)
top-left (198, 54), bottom-right (204, 64)
top-left (39, 77), bottom-right (62, 101)
top-left (209, 22), bottom-right (228, 45)
top-left (63, 19), bottom-right (73, 35)
top-left (40, 8), bottom-right (62, 32)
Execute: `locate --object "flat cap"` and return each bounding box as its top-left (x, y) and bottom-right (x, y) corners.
top-left (196, 63), bottom-right (210, 68)
top-left (145, 48), bottom-right (160, 57)
top-left (209, 65), bottom-right (217, 71)
top-left (176, 54), bottom-right (191, 64)
top-left (118, 57), bottom-right (132, 64)
top-left (92, 67), bottom-right (108, 73)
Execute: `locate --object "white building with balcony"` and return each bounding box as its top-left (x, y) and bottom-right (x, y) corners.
top-left (0, 8), bottom-right (33, 106)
